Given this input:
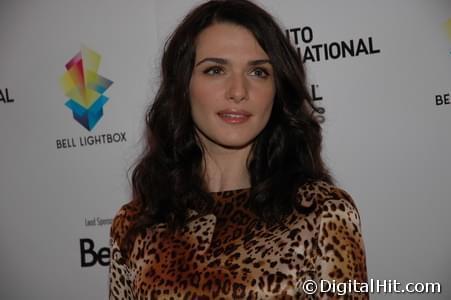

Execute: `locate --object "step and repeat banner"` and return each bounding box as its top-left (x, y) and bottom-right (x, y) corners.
top-left (0, 0), bottom-right (450, 299)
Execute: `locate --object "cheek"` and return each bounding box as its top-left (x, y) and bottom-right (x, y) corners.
top-left (189, 77), bottom-right (217, 111)
top-left (254, 86), bottom-right (275, 115)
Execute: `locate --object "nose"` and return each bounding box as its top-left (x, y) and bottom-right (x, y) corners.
top-left (226, 73), bottom-right (248, 103)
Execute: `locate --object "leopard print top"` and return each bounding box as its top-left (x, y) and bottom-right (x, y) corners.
top-left (109, 181), bottom-right (368, 299)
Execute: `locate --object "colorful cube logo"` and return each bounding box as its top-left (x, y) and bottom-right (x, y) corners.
top-left (60, 46), bottom-right (113, 131)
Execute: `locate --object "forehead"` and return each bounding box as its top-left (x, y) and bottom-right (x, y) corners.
top-left (194, 23), bottom-right (269, 60)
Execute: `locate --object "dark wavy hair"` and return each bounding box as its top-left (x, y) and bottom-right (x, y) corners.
top-left (123, 0), bottom-right (332, 256)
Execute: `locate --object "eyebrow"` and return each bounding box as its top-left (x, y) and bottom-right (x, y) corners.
top-left (195, 57), bottom-right (272, 67)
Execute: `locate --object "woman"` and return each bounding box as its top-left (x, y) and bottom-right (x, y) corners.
top-left (109, 0), bottom-right (368, 299)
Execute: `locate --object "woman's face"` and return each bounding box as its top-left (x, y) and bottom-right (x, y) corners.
top-left (189, 23), bottom-right (275, 151)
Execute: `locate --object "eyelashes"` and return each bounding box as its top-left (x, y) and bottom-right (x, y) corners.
top-left (202, 65), bottom-right (271, 78)
top-left (203, 66), bottom-right (224, 75)
top-left (249, 68), bottom-right (270, 78)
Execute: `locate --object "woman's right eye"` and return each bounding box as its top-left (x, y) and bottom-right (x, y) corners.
top-left (203, 66), bottom-right (224, 75)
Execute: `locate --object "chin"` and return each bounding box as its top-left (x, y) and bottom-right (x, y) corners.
top-left (195, 126), bottom-right (259, 150)
top-left (214, 135), bottom-right (255, 149)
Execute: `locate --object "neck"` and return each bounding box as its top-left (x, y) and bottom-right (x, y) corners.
top-left (199, 138), bottom-right (252, 193)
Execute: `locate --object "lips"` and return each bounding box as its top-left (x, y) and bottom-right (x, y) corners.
top-left (217, 109), bottom-right (252, 124)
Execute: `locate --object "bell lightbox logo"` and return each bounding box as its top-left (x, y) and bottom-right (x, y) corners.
top-left (60, 46), bottom-right (113, 131)
top-left (434, 18), bottom-right (451, 107)
top-left (56, 46), bottom-right (126, 150)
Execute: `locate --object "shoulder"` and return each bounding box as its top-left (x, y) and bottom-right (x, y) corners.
top-left (110, 200), bottom-right (141, 246)
top-left (293, 180), bottom-right (364, 242)
top-left (295, 181), bottom-right (368, 283)
top-left (295, 180), bottom-right (360, 220)
top-left (295, 180), bottom-right (364, 239)
top-left (109, 202), bottom-right (138, 297)
top-left (296, 180), bottom-right (356, 206)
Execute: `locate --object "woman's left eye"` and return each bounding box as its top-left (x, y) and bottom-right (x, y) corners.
top-left (249, 68), bottom-right (269, 78)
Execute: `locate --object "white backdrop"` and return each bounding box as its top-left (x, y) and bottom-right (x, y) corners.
top-left (0, 0), bottom-right (450, 299)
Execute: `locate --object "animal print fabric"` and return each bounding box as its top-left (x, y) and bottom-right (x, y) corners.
top-left (109, 181), bottom-right (368, 299)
